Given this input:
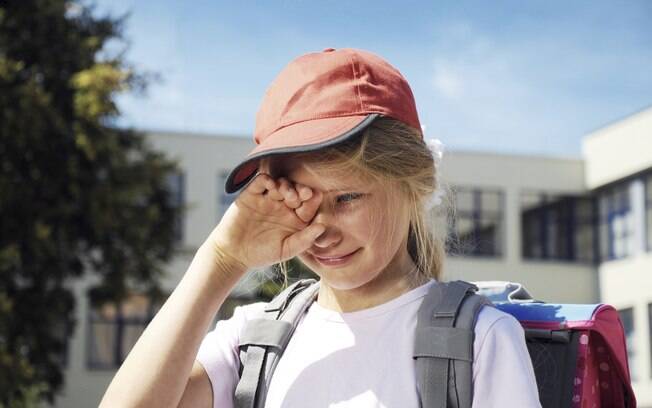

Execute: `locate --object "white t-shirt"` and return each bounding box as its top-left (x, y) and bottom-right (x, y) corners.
top-left (196, 279), bottom-right (541, 408)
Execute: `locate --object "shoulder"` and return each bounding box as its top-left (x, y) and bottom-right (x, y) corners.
top-left (198, 301), bottom-right (268, 353)
top-left (470, 304), bottom-right (541, 407)
top-left (194, 301), bottom-right (270, 408)
top-left (231, 301), bottom-right (269, 321)
top-left (473, 303), bottom-right (525, 354)
top-left (220, 301), bottom-right (269, 335)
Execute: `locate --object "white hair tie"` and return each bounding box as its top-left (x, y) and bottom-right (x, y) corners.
top-left (424, 137), bottom-right (445, 210)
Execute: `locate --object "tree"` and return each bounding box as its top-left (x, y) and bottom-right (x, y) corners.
top-left (0, 1), bottom-right (182, 405)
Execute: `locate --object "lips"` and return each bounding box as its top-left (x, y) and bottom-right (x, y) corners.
top-left (312, 248), bottom-right (359, 260)
top-left (311, 248), bottom-right (361, 267)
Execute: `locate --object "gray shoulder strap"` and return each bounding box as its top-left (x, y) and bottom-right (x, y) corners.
top-left (234, 278), bottom-right (319, 408)
top-left (413, 280), bottom-right (493, 408)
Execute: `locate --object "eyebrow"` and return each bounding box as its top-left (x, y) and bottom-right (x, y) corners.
top-left (325, 187), bottom-right (359, 193)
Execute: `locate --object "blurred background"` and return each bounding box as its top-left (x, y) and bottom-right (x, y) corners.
top-left (1, 0), bottom-right (651, 406)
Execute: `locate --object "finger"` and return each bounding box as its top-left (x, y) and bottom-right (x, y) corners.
top-left (245, 173), bottom-right (273, 195)
top-left (281, 223), bottom-right (326, 260)
top-left (295, 183), bottom-right (313, 201)
top-left (264, 178), bottom-right (284, 201)
top-left (278, 178), bottom-right (301, 209)
top-left (294, 189), bottom-right (323, 223)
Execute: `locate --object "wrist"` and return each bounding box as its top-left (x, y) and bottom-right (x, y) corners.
top-left (203, 239), bottom-right (248, 277)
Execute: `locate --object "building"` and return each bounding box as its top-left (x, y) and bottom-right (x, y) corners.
top-left (50, 106), bottom-right (652, 407)
top-left (582, 106), bottom-right (652, 404)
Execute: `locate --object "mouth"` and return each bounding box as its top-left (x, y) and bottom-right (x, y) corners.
top-left (312, 248), bottom-right (361, 267)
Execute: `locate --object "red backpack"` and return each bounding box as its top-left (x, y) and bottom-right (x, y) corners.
top-left (479, 281), bottom-right (637, 408)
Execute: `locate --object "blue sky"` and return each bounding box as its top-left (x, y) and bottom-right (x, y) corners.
top-left (94, 0), bottom-right (652, 158)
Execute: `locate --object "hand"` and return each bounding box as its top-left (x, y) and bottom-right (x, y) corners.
top-left (206, 173), bottom-right (325, 269)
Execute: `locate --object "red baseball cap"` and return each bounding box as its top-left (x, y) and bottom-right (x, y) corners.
top-left (225, 47), bottom-right (423, 194)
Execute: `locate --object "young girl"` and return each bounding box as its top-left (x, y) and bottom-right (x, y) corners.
top-left (100, 48), bottom-right (540, 408)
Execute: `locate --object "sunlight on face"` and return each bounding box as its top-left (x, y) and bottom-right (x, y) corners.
top-left (261, 156), bottom-right (413, 291)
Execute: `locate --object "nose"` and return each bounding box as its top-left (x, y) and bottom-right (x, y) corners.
top-left (312, 226), bottom-right (341, 249)
top-left (311, 204), bottom-right (342, 249)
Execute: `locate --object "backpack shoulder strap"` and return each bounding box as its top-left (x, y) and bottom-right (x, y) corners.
top-left (414, 280), bottom-right (493, 408)
top-left (234, 278), bottom-right (319, 408)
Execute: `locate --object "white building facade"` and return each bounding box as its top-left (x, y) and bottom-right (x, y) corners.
top-left (582, 107), bottom-right (652, 406)
top-left (50, 107), bottom-right (652, 407)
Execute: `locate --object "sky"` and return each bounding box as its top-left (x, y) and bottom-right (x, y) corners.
top-left (93, 0), bottom-right (652, 159)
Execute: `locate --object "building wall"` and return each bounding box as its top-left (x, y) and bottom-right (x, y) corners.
top-left (584, 106), bottom-right (652, 407)
top-left (146, 131), bottom-right (256, 251)
top-left (441, 151), bottom-right (597, 303)
top-left (599, 253), bottom-right (652, 406)
top-left (583, 106), bottom-right (652, 189)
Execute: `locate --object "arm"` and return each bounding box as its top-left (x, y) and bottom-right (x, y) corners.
top-left (176, 360), bottom-right (214, 408)
top-left (99, 174), bottom-right (325, 408)
top-left (472, 309), bottom-right (542, 408)
top-left (98, 242), bottom-right (246, 408)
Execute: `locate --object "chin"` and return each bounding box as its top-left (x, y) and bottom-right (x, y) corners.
top-left (318, 275), bottom-right (369, 291)
top-left (303, 258), bottom-right (381, 292)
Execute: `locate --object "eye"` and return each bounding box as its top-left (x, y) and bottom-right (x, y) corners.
top-left (336, 192), bottom-right (363, 204)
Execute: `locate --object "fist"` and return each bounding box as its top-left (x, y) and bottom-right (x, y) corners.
top-left (207, 173), bottom-right (325, 269)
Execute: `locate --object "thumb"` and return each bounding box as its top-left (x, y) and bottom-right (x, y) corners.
top-left (283, 223), bottom-right (326, 259)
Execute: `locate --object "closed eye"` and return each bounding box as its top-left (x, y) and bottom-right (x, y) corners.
top-left (336, 192), bottom-right (363, 204)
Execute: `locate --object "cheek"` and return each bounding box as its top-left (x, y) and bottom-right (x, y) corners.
top-left (336, 207), bottom-right (378, 235)
top-left (339, 209), bottom-right (401, 251)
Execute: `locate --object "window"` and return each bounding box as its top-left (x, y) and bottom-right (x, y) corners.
top-left (520, 192), bottom-right (596, 263)
top-left (618, 307), bottom-right (636, 381)
top-left (87, 293), bottom-right (165, 370)
top-left (597, 182), bottom-right (634, 261)
top-left (218, 171), bottom-right (237, 223)
top-left (165, 171), bottom-right (185, 243)
top-left (447, 187), bottom-right (504, 257)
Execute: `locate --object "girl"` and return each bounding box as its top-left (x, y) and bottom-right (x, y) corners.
top-left (100, 48), bottom-right (540, 408)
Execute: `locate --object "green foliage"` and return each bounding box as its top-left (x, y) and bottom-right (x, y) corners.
top-left (0, 0), bottom-right (182, 405)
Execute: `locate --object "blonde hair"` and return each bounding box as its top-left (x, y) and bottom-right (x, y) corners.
top-left (260, 116), bottom-right (450, 286)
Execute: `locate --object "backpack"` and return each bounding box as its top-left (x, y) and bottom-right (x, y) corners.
top-left (232, 279), bottom-right (637, 408)
top-left (233, 279), bottom-right (490, 408)
top-left (478, 281), bottom-right (637, 408)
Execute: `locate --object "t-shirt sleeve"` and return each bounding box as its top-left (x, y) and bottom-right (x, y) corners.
top-left (472, 306), bottom-right (542, 408)
top-left (195, 303), bottom-right (264, 408)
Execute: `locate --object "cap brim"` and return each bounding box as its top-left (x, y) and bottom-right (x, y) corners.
top-left (225, 113), bottom-right (380, 194)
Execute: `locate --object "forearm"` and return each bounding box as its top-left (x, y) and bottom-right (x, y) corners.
top-left (99, 242), bottom-right (247, 408)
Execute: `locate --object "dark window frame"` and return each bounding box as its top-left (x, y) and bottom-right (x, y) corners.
top-left (618, 307), bottom-right (636, 382)
top-left (447, 186), bottom-right (505, 258)
top-left (86, 293), bottom-right (164, 370)
top-left (597, 182), bottom-right (633, 261)
top-left (217, 170), bottom-right (238, 223)
top-left (520, 190), bottom-right (597, 264)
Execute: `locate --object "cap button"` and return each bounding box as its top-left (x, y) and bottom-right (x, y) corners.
top-left (322, 48), bottom-right (336, 52)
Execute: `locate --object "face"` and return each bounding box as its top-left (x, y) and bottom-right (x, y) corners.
top-left (265, 157), bottom-right (415, 291)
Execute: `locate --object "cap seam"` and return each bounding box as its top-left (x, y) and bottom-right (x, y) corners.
top-left (261, 116), bottom-right (367, 149)
top-left (268, 111), bottom-right (379, 137)
top-left (350, 53), bottom-right (365, 111)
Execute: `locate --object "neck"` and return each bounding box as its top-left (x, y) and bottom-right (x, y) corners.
top-left (316, 252), bottom-right (431, 313)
